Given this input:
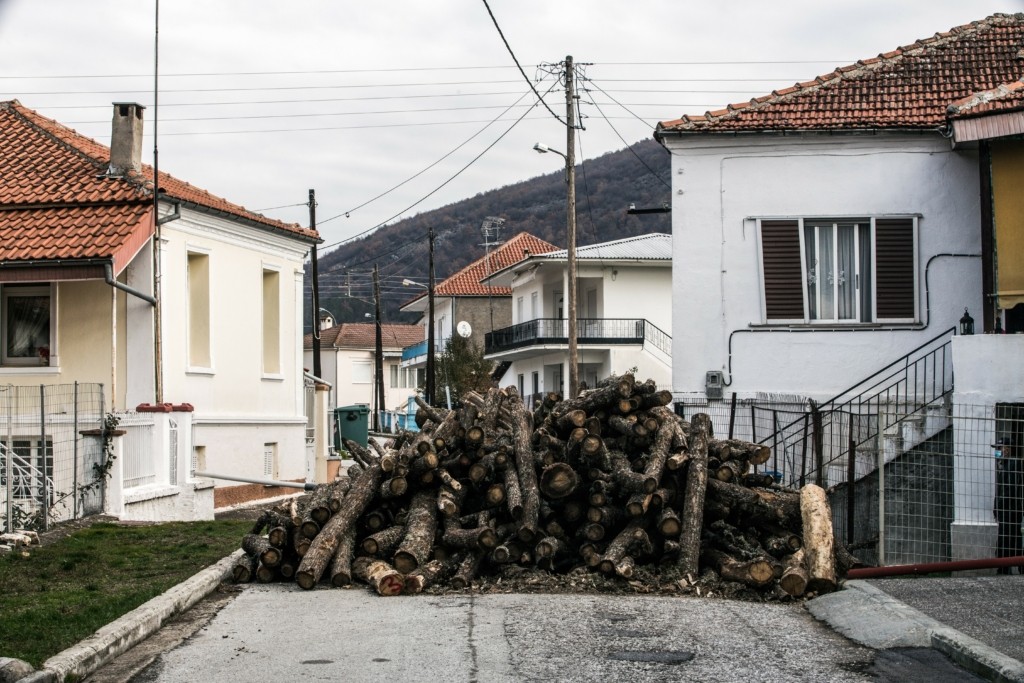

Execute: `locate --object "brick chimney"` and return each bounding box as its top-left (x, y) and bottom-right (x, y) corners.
top-left (108, 102), bottom-right (145, 176)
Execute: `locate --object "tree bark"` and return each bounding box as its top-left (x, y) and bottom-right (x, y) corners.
top-left (296, 462), bottom-right (383, 590)
top-left (352, 557), bottom-right (405, 596)
top-left (779, 549), bottom-right (809, 597)
top-left (677, 413), bottom-right (711, 576)
top-left (539, 462), bottom-right (579, 499)
top-left (329, 525), bottom-right (358, 587)
top-left (509, 398), bottom-right (540, 542)
top-left (393, 489), bottom-right (439, 574)
top-left (361, 525), bottom-right (405, 557)
top-left (800, 484), bottom-right (837, 594)
top-left (232, 553), bottom-right (257, 583)
top-left (701, 547), bottom-right (775, 588)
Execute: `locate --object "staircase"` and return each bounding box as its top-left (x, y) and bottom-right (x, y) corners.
top-left (759, 327), bottom-right (957, 490)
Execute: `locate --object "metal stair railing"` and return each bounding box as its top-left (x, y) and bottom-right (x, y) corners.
top-left (758, 326), bottom-right (956, 489)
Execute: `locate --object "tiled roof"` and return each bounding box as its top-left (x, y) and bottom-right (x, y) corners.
top-left (404, 232), bottom-right (558, 307)
top-left (0, 100), bottom-right (318, 268)
top-left (537, 233), bottom-right (672, 261)
top-left (657, 13), bottom-right (1024, 134)
top-left (947, 80), bottom-right (1024, 118)
top-left (304, 322), bottom-right (423, 350)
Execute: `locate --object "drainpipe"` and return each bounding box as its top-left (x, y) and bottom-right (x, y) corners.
top-left (103, 262), bottom-right (156, 305)
top-left (193, 470), bottom-right (318, 491)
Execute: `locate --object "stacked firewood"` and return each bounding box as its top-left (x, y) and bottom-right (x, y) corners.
top-left (234, 374), bottom-right (847, 597)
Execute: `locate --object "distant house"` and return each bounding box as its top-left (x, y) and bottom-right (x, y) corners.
top-left (0, 100), bottom-right (320, 521)
top-left (482, 233), bottom-right (672, 402)
top-left (655, 14), bottom-right (1024, 566)
top-left (304, 322), bottom-right (423, 430)
top-left (399, 231), bottom-right (558, 397)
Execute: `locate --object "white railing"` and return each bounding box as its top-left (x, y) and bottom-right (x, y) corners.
top-left (120, 412), bottom-right (156, 489)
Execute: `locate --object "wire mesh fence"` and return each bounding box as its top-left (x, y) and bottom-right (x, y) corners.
top-left (1, 383), bottom-right (106, 533)
top-left (675, 392), bottom-right (1024, 568)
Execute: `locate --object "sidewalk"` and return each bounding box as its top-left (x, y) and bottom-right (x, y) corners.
top-left (808, 576), bottom-right (1024, 683)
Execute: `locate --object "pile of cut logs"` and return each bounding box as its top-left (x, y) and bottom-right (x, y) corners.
top-left (235, 375), bottom-right (848, 597)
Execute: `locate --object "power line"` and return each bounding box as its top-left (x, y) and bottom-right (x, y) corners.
top-left (479, 0), bottom-right (566, 126)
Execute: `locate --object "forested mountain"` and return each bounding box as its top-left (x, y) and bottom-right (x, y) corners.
top-left (309, 138), bottom-right (671, 328)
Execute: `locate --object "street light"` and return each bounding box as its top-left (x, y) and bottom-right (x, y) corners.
top-left (402, 279), bottom-right (426, 288)
top-left (534, 140), bottom-right (579, 399)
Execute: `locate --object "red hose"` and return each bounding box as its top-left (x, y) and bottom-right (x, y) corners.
top-left (847, 555), bottom-right (1024, 579)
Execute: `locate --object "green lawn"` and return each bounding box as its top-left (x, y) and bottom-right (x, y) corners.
top-left (0, 520), bottom-right (250, 668)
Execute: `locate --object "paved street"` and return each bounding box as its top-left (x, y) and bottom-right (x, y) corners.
top-left (120, 585), bottom-right (977, 683)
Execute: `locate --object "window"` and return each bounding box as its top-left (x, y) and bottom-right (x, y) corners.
top-left (518, 373), bottom-right (525, 396)
top-left (262, 269), bottom-right (281, 374)
top-left (352, 359), bottom-right (372, 384)
top-left (263, 443), bottom-right (278, 479)
top-left (390, 364), bottom-right (399, 388)
top-left (1, 284), bottom-right (52, 366)
top-left (516, 296), bottom-right (524, 323)
top-left (187, 252), bottom-right (211, 367)
top-left (759, 217), bottom-right (916, 323)
top-left (531, 292), bottom-right (538, 319)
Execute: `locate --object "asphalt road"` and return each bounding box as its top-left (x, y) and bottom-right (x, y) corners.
top-left (106, 585), bottom-right (981, 683)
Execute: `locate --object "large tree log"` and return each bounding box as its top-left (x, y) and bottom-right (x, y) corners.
top-left (642, 421), bottom-right (678, 493)
top-left (329, 525), bottom-right (358, 587)
top-left (677, 413), bottom-right (711, 576)
top-left (539, 462), bottom-right (579, 499)
top-left (779, 549), bottom-right (809, 597)
top-left (296, 462), bottom-right (383, 590)
top-left (709, 438), bottom-right (771, 466)
top-left (352, 557), bottom-right (405, 596)
top-left (232, 553), bottom-right (257, 583)
top-left (393, 489), bottom-right (439, 574)
top-left (361, 525), bottom-right (405, 558)
top-left (800, 484), bottom-right (837, 594)
top-left (701, 547), bottom-right (775, 588)
top-left (404, 556), bottom-right (460, 594)
top-left (449, 550), bottom-right (486, 589)
top-left (504, 466), bottom-right (523, 519)
top-left (242, 533), bottom-right (282, 569)
top-left (598, 519), bottom-right (646, 575)
top-left (509, 397), bottom-right (541, 542)
top-left (704, 477), bottom-right (802, 531)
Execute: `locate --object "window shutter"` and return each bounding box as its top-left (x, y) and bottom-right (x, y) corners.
top-left (760, 220), bottom-right (804, 320)
top-left (874, 219), bottom-right (915, 319)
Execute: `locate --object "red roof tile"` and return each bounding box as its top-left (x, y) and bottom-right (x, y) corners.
top-left (947, 79), bottom-right (1024, 118)
top-left (403, 232), bottom-right (558, 308)
top-left (657, 13), bottom-right (1024, 135)
top-left (304, 322), bottom-right (423, 350)
top-left (0, 100), bottom-right (318, 269)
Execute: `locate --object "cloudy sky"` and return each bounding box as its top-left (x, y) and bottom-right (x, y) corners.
top-left (1, 0), bottom-right (1020, 253)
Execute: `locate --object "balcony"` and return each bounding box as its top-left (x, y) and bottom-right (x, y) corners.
top-left (401, 339), bottom-right (429, 363)
top-left (485, 318), bottom-right (671, 357)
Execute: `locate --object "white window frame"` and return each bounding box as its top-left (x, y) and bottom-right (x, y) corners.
top-left (352, 359), bottom-right (373, 384)
top-left (756, 215), bottom-right (919, 325)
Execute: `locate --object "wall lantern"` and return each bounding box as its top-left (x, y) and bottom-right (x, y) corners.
top-left (959, 308), bottom-right (975, 336)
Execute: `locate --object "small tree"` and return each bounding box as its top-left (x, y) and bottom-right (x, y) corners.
top-left (434, 335), bottom-right (494, 404)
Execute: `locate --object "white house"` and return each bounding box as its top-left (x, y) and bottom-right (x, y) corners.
top-left (399, 231), bottom-right (557, 400)
top-left (482, 233), bottom-right (672, 401)
top-left (655, 14), bottom-right (1024, 567)
top-left (0, 101), bottom-right (320, 521)
top-left (304, 322), bottom-right (423, 431)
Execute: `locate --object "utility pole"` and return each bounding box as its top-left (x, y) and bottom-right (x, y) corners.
top-left (309, 189), bottom-right (322, 379)
top-left (565, 55), bottom-right (579, 400)
top-left (426, 227), bottom-right (436, 406)
top-left (373, 264), bottom-right (385, 432)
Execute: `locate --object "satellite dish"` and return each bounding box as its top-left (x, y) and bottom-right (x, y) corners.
top-left (456, 321), bottom-right (472, 338)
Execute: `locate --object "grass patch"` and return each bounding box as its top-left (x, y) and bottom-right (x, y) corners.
top-left (0, 520), bottom-right (250, 668)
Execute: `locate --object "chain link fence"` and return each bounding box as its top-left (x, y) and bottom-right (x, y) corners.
top-left (1, 383), bottom-right (106, 533)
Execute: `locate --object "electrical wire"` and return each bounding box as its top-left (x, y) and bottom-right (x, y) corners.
top-left (316, 81), bottom-right (557, 251)
top-left (479, 0), bottom-right (566, 126)
top-left (318, 88), bottom-right (539, 224)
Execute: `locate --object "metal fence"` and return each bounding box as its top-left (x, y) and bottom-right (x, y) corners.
top-left (675, 393), bottom-right (1023, 569)
top-left (1, 383), bottom-right (106, 533)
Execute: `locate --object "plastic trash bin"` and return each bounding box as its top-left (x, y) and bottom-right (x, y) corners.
top-left (334, 404), bottom-right (369, 451)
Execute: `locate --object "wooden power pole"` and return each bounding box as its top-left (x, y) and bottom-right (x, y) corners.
top-left (565, 55), bottom-right (579, 400)
top-left (426, 227), bottom-right (436, 406)
top-left (309, 189), bottom-right (322, 379)
top-left (373, 264), bottom-right (385, 431)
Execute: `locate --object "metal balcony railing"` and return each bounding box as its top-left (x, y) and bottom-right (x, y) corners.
top-left (484, 318), bottom-right (671, 356)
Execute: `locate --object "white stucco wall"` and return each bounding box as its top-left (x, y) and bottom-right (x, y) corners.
top-left (664, 133), bottom-right (983, 399)
top-left (158, 208), bottom-right (311, 485)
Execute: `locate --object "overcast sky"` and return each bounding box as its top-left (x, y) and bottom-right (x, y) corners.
top-left (1, 0), bottom-right (1021, 254)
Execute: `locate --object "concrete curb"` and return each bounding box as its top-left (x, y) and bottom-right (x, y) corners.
top-left (19, 549), bottom-right (244, 683)
top-left (808, 580), bottom-right (1024, 683)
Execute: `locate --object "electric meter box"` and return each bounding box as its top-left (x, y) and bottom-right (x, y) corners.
top-left (705, 371), bottom-right (724, 400)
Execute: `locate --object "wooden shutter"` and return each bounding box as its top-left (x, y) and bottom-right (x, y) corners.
top-left (874, 218), bottom-right (915, 319)
top-left (760, 220), bottom-right (804, 320)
